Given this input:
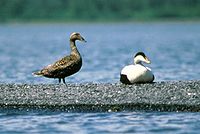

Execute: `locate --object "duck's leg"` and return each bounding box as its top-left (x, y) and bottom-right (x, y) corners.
top-left (59, 78), bottom-right (61, 83)
top-left (62, 78), bottom-right (66, 84)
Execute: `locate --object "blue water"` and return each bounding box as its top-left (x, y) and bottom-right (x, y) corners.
top-left (1, 112), bottom-right (200, 134)
top-left (0, 23), bottom-right (200, 83)
top-left (0, 23), bottom-right (200, 133)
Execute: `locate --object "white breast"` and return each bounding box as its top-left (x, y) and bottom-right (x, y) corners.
top-left (120, 64), bottom-right (154, 83)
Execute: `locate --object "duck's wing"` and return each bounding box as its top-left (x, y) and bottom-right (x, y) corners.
top-left (40, 55), bottom-right (78, 77)
top-left (52, 55), bottom-right (75, 70)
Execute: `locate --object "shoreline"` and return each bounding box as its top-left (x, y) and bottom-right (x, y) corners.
top-left (1, 20), bottom-right (200, 25)
top-left (0, 80), bottom-right (200, 112)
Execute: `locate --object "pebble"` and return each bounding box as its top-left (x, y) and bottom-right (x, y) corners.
top-left (0, 80), bottom-right (200, 112)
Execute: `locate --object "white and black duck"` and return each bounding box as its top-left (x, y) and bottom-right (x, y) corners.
top-left (120, 52), bottom-right (154, 84)
top-left (33, 32), bottom-right (86, 84)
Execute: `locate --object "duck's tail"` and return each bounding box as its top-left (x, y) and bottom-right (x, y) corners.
top-left (120, 74), bottom-right (131, 84)
top-left (32, 70), bottom-right (43, 77)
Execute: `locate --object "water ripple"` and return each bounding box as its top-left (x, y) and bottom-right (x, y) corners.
top-left (0, 23), bottom-right (200, 83)
top-left (0, 112), bottom-right (200, 133)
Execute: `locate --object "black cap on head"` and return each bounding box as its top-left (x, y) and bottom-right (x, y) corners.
top-left (134, 52), bottom-right (146, 58)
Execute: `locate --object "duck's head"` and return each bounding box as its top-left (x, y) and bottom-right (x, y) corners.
top-left (70, 32), bottom-right (86, 42)
top-left (134, 52), bottom-right (151, 64)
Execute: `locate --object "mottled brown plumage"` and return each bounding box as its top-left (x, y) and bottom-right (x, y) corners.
top-left (33, 32), bottom-right (86, 83)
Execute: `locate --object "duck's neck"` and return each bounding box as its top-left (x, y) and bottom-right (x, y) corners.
top-left (70, 40), bottom-right (80, 56)
top-left (134, 61), bottom-right (144, 66)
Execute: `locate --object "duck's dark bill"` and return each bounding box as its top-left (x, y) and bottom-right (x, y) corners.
top-left (81, 37), bottom-right (87, 42)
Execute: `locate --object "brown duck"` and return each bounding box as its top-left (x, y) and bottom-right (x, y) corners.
top-left (33, 32), bottom-right (86, 84)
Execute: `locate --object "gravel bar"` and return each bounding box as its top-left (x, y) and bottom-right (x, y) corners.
top-left (0, 81), bottom-right (200, 112)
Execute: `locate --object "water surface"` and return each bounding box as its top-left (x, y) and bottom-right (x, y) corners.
top-left (0, 23), bottom-right (200, 133)
top-left (0, 23), bottom-right (199, 83)
top-left (0, 111), bottom-right (200, 134)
